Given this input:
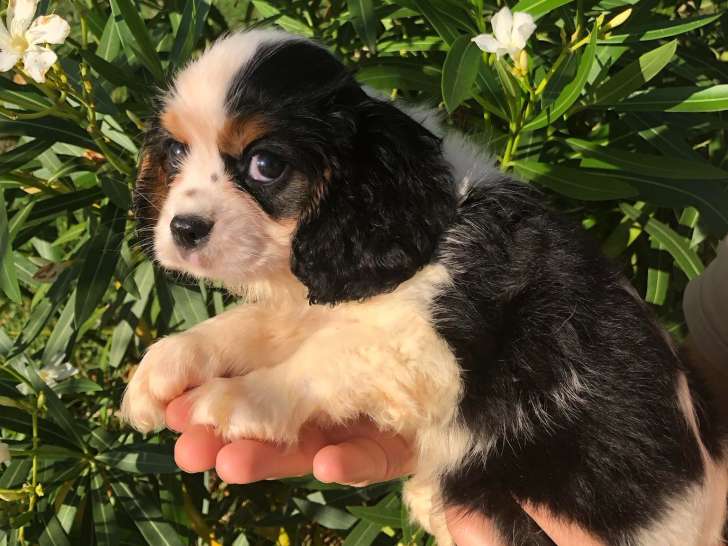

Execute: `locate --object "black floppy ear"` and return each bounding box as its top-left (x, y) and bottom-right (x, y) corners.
top-left (291, 95), bottom-right (456, 305)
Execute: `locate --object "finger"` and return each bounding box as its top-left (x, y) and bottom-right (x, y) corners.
top-left (215, 428), bottom-right (326, 484)
top-left (445, 507), bottom-right (505, 546)
top-left (312, 434), bottom-right (413, 486)
top-left (166, 392), bottom-right (194, 433)
top-left (521, 502), bottom-right (606, 546)
top-left (174, 424), bottom-right (224, 473)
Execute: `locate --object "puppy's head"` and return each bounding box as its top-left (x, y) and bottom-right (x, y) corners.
top-left (135, 30), bottom-right (455, 304)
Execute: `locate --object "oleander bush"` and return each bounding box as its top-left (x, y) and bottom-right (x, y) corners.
top-left (0, 0), bottom-right (726, 544)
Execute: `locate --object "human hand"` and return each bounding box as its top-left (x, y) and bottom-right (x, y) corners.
top-left (166, 391), bottom-right (605, 546)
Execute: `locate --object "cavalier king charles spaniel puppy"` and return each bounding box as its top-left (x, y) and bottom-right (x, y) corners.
top-left (121, 30), bottom-right (727, 545)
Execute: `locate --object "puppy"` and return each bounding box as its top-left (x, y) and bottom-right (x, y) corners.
top-left (122, 30), bottom-right (728, 545)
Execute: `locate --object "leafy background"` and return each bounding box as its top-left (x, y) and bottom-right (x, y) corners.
top-left (0, 0), bottom-right (726, 544)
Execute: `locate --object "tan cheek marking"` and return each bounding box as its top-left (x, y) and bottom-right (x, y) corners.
top-left (137, 150), bottom-right (170, 215)
top-left (218, 116), bottom-right (269, 156)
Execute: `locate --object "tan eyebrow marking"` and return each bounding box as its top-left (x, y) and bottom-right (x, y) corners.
top-left (218, 116), bottom-right (269, 156)
top-left (161, 109), bottom-right (189, 143)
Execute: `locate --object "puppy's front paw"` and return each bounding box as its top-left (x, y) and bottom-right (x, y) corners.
top-left (186, 374), bottom-right (302, 443)
top-left (121, 333), bottom-right (213, 432)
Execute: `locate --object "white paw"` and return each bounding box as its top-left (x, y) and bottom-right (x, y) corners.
top-left (186, 374), bottom-right (302, 443)
top-left (121, 333), bottom-right (214, 432)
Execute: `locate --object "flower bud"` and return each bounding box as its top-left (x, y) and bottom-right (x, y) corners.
top-left (518, 50), bottom-right (529, 74)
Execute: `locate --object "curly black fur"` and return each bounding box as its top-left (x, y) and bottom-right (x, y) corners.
top-left (226, 40), bottom-right (456, 304)
top-left (434, 181), bottom-right (710, 543)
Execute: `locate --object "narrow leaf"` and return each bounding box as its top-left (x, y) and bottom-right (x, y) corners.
top-left (442, 35), bottom-right (482, 112)
top-left (74, 204), bottom-right (126, 328)
top-left (513, 160), bottom-right (638, 201)
top-left (612, 85), bottom-right (728, 113)
top-left (621, 204), bottom-right (704, 279)
top-left (602, 13), bottom-right (722, 43)
top-left (96, 443), bottom-right (178, 474)
top-left (111, 481), bottom-right (185, 546)
top-left (513, 0), bottom-right (575, 19)
top-left (591, 40), bottom-right (677, 106)
top-left (92, 474), bottom-right (120, 546)
top-left (348, 0), bottom-right (379, 52)
top-left (0, 140), bottom-right (51, 175)
top-left (171, 0), bottom-right (212, 67)
top-left (109, 0), bottom-right (165, 82)
top-left (566, 138), bottom-right (728, 180)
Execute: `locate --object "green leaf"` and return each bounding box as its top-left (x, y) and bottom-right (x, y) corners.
top-left (293, 498), bottom-right (358, 530)
top-left (513, 160), bottom-right (638, 201)
top-left (348, 0), bottom-right (379, 52)
top-left (475, 63), bottom-right (510, 120)
top-left (566, 138), bottom-right (728, 180)
top-left (356, 63), bottom-right (441, 95)
top-left (602, 13), bottom-right (723, 43)
top-left (623, 112), bottom-right (701, 160)
top-left (109, 261), bottom-right (155, 368)
top-left (111, 481), bottom-right (184, 546)
top-left (0, 460), bottom-right (31, 488)
top-left (96, 443), bottom-right (178, 474)
top-left (0, 140), bottom-right (51, 175)
top-left (0, 77), bottom-right (53, 111)
top-left (442, 35), bottom-right (482, 112)
top-left (645, 239), bottom-right (670, 305)
top-left (97, 14), bottom-right (121, 61)
top-left (92, 474), bottom-right (120, 546)
top-left (169, 284), bottom-right (208, 329)
top-left (412, 0), bottom-right (460, 44)
top-left (513, 0), bottom-right (575, 19)
top-left (53, 377), bottom-right (103, 395)
top-left (99, 175), bottom-right (132, 210)
top-left (42, 291), bottom-right (77, 365)
top-left (378, 36), bottom-right (445, 54)
top-left (74, 204), bottom-right (126, 328)
top-left (0, 190), bottom-right (21, 303)
top-left (621, 204), bottom-right (704, 279)
top-left (612, 85), bottom-right (728, 113)
top-left (38, 514), bottom-right (71, 546)
top-left (0, 118), bottom-right (97, 149)
top-left (591, 40), bottom-right (677, 106)
top-left (109, 0), bottom-right (165, 82)
top-left (251, 1), bottom-right (314, 36)
top-left (76, 47), bottom-right (145, 93)
top-left (24, 188), bottom-right (104, 226)
top-left (171, 0), bottom-right (212, 67)
top-left (347, 503), bottom-right (401, 528)
top-left (524, 19), bottom-right (600, 131)
top-left (342, 493), bottom-right (399, 546)
top-left (616, 176), bottom-right (728, 235)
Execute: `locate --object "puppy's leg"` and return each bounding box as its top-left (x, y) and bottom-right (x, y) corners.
top-left (183, 320), bottom-right (461, 435)
top-left (122, 304), bottom-right (291, 431)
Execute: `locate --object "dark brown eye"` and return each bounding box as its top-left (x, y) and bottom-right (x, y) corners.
top-left (248, 152), bottom-right (286, 182)
top-left (165, 140), bottom-right (187, 169)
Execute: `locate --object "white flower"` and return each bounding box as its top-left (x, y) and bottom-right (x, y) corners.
top-left (473, 7), bottom-right (536, 61)
top-left (17, 360), bottom-right (79, 395)
top-left (0, 0), bottom-right (70, 83)
top-left (0, 441), bottom-right (10, 466)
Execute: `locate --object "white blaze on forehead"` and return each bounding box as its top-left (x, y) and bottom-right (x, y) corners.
top-left (163, 29), bottom-right (294, 145)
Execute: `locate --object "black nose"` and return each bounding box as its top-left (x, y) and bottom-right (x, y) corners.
top-left (170, 215), bottom-right (213, 249)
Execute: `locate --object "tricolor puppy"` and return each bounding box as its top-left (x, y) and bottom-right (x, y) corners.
top-left (122, 30), bottom-right (727, 545)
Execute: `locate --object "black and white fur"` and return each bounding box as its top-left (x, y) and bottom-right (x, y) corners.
top-left (122, 30), bottom-right (728, 545)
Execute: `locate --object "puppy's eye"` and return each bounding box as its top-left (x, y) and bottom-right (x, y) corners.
top-left (165, 141), bottom-right (187, 169)
top-left (248, 152), bottom-right (286, 182)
